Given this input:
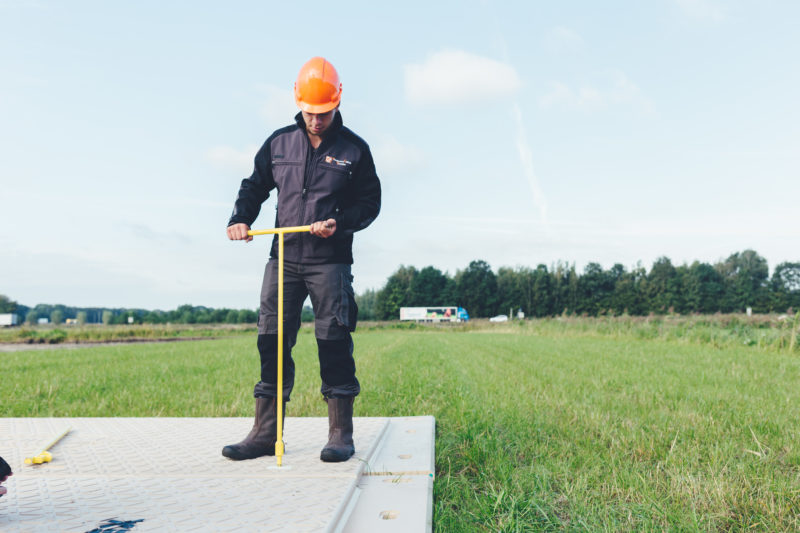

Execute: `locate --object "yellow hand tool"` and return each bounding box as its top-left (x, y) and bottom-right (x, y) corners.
top-left (247, 225), bottom-right (312, 467)
top-left (24, 427), bottom-right (72, 465)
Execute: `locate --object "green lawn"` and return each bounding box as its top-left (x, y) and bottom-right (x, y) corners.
top-left (2, 324), bottom-right (799, 531)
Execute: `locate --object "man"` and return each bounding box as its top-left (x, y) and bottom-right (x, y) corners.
top-left (223, 57), bottom-right (381, 463)
top-left (0, 456), bottom-right (11, 498)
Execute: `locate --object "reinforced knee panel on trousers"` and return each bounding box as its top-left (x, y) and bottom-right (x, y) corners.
top-left (256, 333), bottom-right (295, 399)
top-left (221, 397), bottom-right (283, 460)
top-left (317, 337), bottom-right (360, 398)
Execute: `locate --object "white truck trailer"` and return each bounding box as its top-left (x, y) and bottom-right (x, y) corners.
top-left (0, 313), bottom-right (20, 326)
top-left (399, 307), bottom-right (469, 323)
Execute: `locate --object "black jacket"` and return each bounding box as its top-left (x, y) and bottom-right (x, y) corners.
top-left (228, 112), bottom-right (381, 264)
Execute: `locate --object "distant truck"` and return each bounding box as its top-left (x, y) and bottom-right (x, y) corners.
top-left (399, 307), bottom-right (469, 323)
top-left (0, 313), bottom-right (20, 327)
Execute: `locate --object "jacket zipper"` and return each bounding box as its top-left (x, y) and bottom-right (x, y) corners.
top-left (298, 136), bottom-right (325, 261)
top-left (298, 159), bottom-right (314, 261)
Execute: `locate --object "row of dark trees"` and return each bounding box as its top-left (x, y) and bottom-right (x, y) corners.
top-left (4, 249), bottom-right (798, 325)
top-left (0, 300), bottom-right (262, 326)
top-left (360, 250), bottom-right (800, 320)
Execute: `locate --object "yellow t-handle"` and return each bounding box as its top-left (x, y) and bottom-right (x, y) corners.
top-left (247, 225), bottom-right (312, 467)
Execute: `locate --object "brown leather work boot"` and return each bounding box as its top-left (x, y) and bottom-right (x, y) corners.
top-left (222, 397), bottom-right (281, 460)
top-left (320, 397), bottom-right (355, 462)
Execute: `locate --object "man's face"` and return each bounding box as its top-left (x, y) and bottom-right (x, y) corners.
top-left (302, 108), bottom-right (337, 136)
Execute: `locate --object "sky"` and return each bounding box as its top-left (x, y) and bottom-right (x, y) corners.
top-left (1, 0), bottom-right (798, 310)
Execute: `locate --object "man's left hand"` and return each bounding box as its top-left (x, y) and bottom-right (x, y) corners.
top-left (310, 219), bottom-right (337, 238)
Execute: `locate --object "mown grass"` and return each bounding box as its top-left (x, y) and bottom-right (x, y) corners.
top-left (0, 323), bottom-right (256, 345)
top-left (518, 313), bottom-right (800, 354)
top-left (2, 323), bottom-right (799, 531)
top-left (3, 312), bottom-right (797, 354)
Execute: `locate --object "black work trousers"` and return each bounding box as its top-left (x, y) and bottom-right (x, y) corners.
top-left (253, 259), bottom-right (360, 400)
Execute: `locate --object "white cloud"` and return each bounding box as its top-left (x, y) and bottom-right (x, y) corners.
top-left (404, 49), bottom-right (521, 106)
top-left (674, 0), bottom-right (725, 21)
top-left (538, 81), bottom-right (571, 108)
top-left (206, 144), bottom-right (259, 175)
top-left (539, 82), bottom-right (603, 109)
top-left (539, 71), bottom-right (654, 114)
top-left (258, 84), bottom-right (297, 126)
top-left (207, 85), bottom-right (295, 176)
top-left (544, 26), bottom-right (584, 53)
top-left (372, 137), bottom-right (425, 175)
top-left (609, 71), bottom-right (654, 111)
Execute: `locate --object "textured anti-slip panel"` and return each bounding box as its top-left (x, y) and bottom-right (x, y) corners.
top-left (0, 417), bottom-right (388, 479)
top-left (0, 417), bottom-right (433, 533)
top-left (3, 476), bottom-right (354, 532)
top-left (0, 417), bottom-right (387, 533)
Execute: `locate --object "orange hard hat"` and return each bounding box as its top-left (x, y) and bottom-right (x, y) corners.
top-left (294, 57), bottom-right (342, 113)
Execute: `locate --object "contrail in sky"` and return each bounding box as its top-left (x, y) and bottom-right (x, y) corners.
top-left (512, 103), bottom-right (549, 228)
top-left (486, 9), bottom-right (551, 230)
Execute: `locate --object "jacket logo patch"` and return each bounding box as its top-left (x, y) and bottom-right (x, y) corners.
top-left (325, 156), bottom-right (351, 167)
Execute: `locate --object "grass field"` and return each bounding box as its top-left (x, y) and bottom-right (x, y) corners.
top-left (0, 323), bottom-right (256, 345)
top-left (2, 320), bottom-right (799, 531)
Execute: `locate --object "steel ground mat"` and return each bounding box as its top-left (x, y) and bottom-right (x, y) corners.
top-left (0, 416), bottom-right (434, 532)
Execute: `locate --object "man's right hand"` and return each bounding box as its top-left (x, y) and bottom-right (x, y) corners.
top-left (0, 456), bottom-right (11, 498)
top-left (227, 223), bottom-right (253, 242)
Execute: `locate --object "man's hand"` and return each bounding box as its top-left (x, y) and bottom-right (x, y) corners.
top-left (0, 456), bottom-right (11, 498)
top-left (227, 223), bottom-right (253, 243)
top-left (310, 219), bottom-right (337, 239)
top-left (0, 473), bottom-right (10, 497)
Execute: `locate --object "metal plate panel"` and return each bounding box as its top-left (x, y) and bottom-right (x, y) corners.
top-left (0, 417), bottom-right (433, 533)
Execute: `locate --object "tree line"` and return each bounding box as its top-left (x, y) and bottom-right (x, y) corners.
top-left (0, 300), bottom-right (262, 326)
top-left (358, 250), bottom-right (800, 320)
top-left (4, 249), bottom-right (799, 325)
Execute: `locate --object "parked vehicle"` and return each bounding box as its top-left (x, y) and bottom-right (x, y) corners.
top-left (0, 313), bottom-right (19, 327)
top-left (399, 307), bottom-right (469, 322)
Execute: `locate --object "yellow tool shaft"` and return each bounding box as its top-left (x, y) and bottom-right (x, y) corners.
top-left (277, 232), bottom-right (284, 467)
top-left (247, 225), bottom-right (312, 467)
top-left (42, 427), bottom-right (71, 452)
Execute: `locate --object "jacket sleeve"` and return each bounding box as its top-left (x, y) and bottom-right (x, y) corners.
top-left (334, 147), bottom-right (381, 235)
top-left (227, 140), bottom-right (275, 227)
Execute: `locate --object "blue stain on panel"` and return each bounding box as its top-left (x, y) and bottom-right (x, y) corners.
top-left (84, 518), bottom-right (145, 532)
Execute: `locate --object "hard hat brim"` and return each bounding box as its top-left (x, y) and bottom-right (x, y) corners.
top-left (295, 96), bottom-right (339, 114)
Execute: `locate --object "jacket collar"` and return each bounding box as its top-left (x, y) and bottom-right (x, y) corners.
top-left (294, 110), bottom-right (344, 139)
